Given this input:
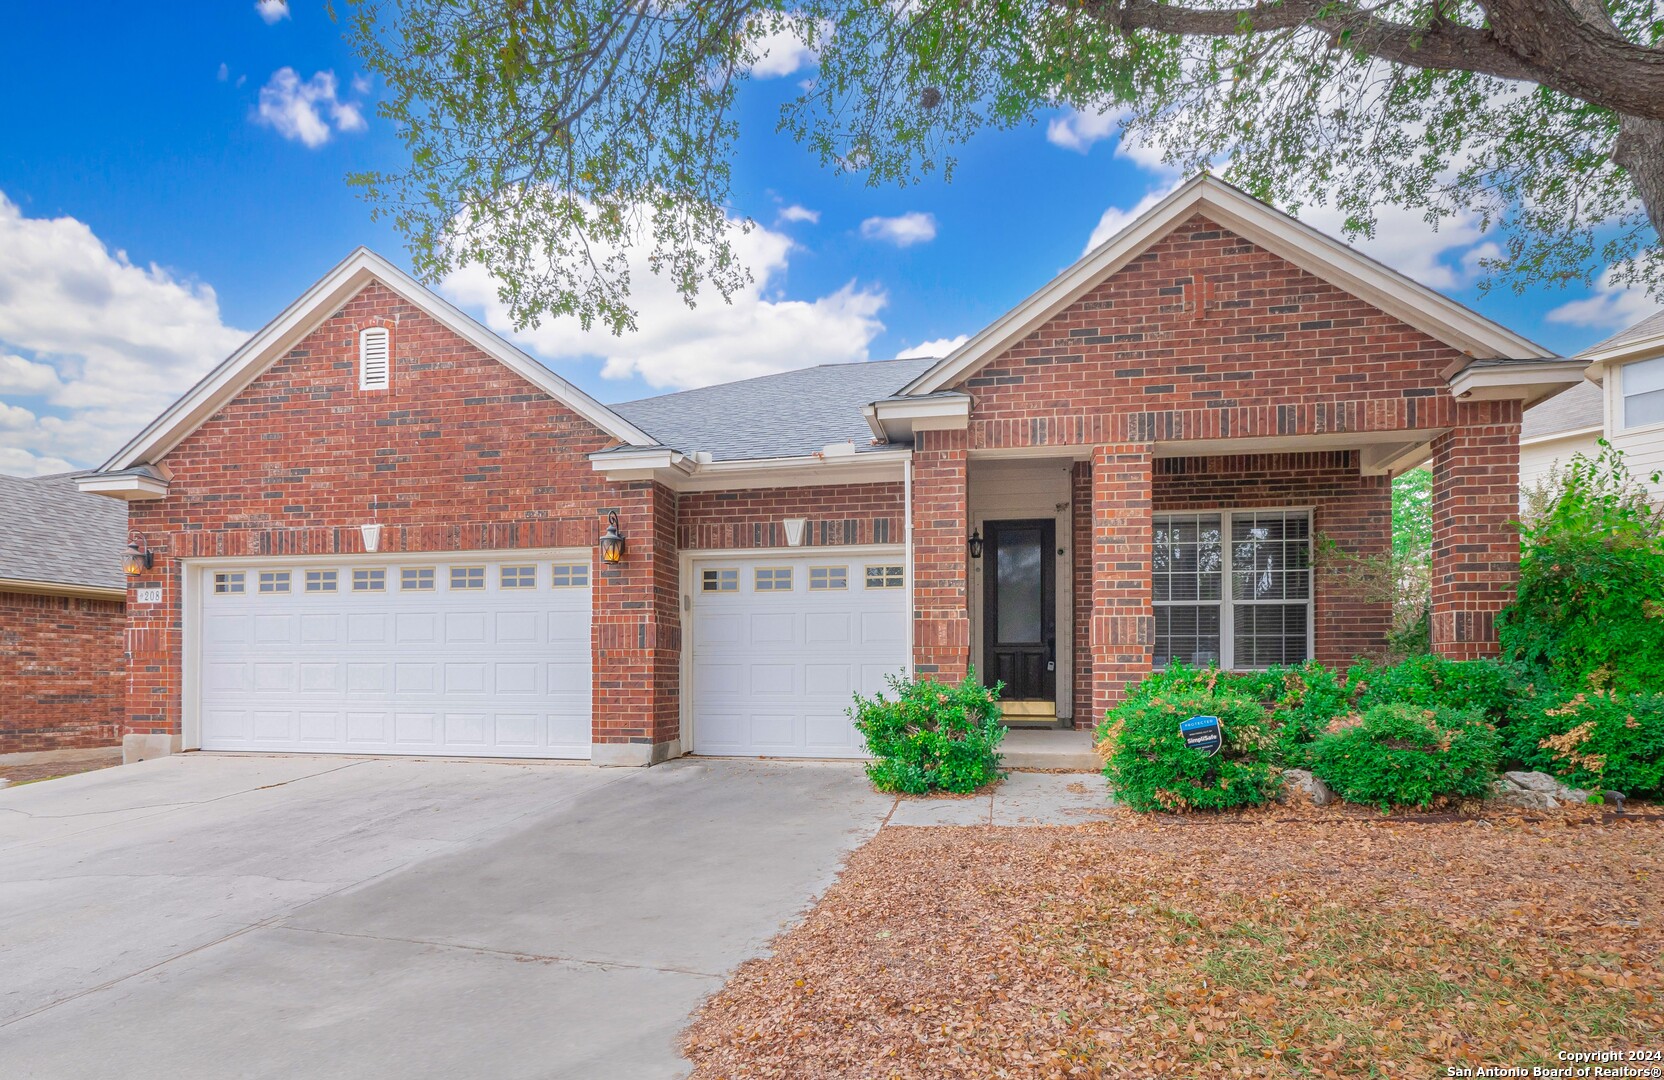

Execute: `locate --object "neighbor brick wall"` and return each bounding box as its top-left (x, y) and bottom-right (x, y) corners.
top-left (1430, 402), bottom-right (1522, 659)
top-left (126, 281), bottom-right (673, 748)
top-left (0, 591), bottom-right (125, 753)
top-left (677, 482), bottom-right (903, 549)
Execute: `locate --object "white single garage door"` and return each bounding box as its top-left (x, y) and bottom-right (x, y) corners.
top-left (194, 551), bottom-right (593, 759)
top-left (689, 552), bottom-right (908, 758)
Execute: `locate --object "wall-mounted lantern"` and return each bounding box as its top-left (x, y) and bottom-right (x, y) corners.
top-left (967, 528), bottom-right (984, 560)
top-left (599, 509), bottom-right (627, 564)
top-left (124, 533), bottom-right (154, 576)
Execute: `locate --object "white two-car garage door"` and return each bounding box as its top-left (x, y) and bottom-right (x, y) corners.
top-left (194, 551), bottom-right (592, 759)
top-left (689, 551), bottom-right (908, 758)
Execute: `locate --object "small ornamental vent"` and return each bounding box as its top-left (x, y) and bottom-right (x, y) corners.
top-left (358, 327), bottom-right (390, 390)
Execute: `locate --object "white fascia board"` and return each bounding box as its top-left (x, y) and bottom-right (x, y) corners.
top-left (592, 447), bottom-right (912, 491)
top-left (1520, 424), bottom-right (1602, 448)
top-left (900, 174), bottom-right (1551, 397)
top-left (864, 394), bottom-right (971, 442)
top-left (101, 248), bottom-right (656, 472)
top-left (0, 577), bottom-right (127, 601)
top-left (587, 447), bottom-right (693, 483)
top-left (75, 472), bottom-right (170, 501)
top-left (1448, 361), bottom-right (1586, 405)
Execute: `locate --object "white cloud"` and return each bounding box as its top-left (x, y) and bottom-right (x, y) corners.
top-left (255, 0), bottom-right (289, 24)
top-left (860, 212), bottom-right (937, 248)
top-left (1546, 268), bottom-right (1662, 332)
top-left (254, 68), bottom-right (367, 148)
top-left (217, 62), bottom-right (230, 82)
top-left (1047, 106), bottom-right (1127, 153)
top-left (0, 192), bottom-right (247, 476)
top-left (440, 210), bottom-right (888, 391)
top-left (897, 334), bottom-right (969, 359)
top-left (1084, 182), bottom-right (1183, 252)
top-left (747, 19), bottom-right (822, 78)
top-left (777, 204), bottom-right (820, 225)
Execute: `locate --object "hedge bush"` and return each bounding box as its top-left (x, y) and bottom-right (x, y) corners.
top-left (1500, 443), bottom-right (1664, 694)
top-left (1267, 661), bottom-right (1352, 769)
top-left (1508, 690), bottom-right (1664, 798)
top-left (851, 671), bottom-right (1005, 794)
top-left (1310, 703), bottom-right (1501, 810)
top-left (1099, 687), bottom-right (1279, 812)
top-left (1346, 654), bottom-right (1533, 729)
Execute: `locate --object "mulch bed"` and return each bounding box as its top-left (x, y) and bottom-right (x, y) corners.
top-left (685, 809), bottom-right (1664, 1078)
top-left (0, 752), bottom-right (121, 786)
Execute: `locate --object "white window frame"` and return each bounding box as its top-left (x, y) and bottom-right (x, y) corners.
top-left (449, 565), bottom-right (486, 591)
top-left (213, 571), bottom-right (245, 595)
top-left (304, 569), bottom-right (339, 593)
top-left (701, 567), bottom-right (738, 593)
top-left (808, 565), bottom-right (848, 591)
top-left (400, 566), bottom-right (436, 591)
top-left (352, 567), bottom-right (387, 593)
top-left (550, 563), bottom-right (590, 588)
top-left (258, 570), bottom-right (291, 595)
top-left (1618, 355), bottom-right (1664, 435)
top-left (1153, 507), bottom-right (1314, 671)
top-left (864, 564), bottom-right (905, 590)
top-left (359, 326), bottom-right (391, 390)
top-left (500, 564), bottom-right (538, 590)
top-left (753, 566), bottom-right (794, 592)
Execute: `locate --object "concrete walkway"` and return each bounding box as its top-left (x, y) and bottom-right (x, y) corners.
top-left (0, 753), bottom-right (1114, 1079)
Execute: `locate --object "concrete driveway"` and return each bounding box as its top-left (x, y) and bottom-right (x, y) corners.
top-left (0, 754), bottom-right (895, 1079)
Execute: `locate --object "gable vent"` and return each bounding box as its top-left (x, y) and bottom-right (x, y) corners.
top-left (358, 327), bottom-right (391, 390)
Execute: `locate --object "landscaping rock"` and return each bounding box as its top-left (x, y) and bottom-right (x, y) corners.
top-left (1279, 769), bottom-right (1336, 807)
top-left (1489, 777), bottom-right (1557, 810)
top-left (1503, 770), bottom-right (1593, 804)
top-left (1603, 790), bottom-right (1628, 811)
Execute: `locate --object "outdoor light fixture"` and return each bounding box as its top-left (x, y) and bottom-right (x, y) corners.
top-left (123, 533), bottom-right (153, 576)
top-left (967, 528), bottom-right (984, 560)
top-left (599, 509), bottom-right (627, 564)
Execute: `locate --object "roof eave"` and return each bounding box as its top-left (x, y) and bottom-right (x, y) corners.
top-left (1447, 359), bottom-right (1587, 408)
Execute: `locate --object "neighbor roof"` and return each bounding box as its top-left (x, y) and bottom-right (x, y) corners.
top-left (1521, 379), bottom-right (1604, 441)
top-left (1582, 309), bottom-right (1664, 358)
top-left (0, 472), bottom-right (128, 594)
top-left (612, 357), bottom-right (937, 462)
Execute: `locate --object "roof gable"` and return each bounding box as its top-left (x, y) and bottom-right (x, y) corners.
top-left (902, 175), bottom-right (1553, 397)
top-left (99, 248), bottom-right (656, 472)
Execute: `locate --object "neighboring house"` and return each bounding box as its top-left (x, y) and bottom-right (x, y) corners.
top-left (76, 175), bottom-right (1582, 765)
top-left (1577, 310), bottom-right (1664, 504)
top-left (1519, 379), bottom-right (1603, 503)
top-left (0, 472), bottom-right (128, 754)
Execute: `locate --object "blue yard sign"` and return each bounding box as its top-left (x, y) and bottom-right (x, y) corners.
top-left (1180, 714), bottom-right (1223, 756)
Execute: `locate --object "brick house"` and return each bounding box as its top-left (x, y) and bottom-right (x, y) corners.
top-left (77, 176), bottom-right (1582, 765)
top-left (0, 472), bottom-right (127, 754)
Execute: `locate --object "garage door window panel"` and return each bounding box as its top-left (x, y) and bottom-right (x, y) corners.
top-left (865, 565), bottom-right (904, 589)
top-left (353, 568), bottom-right (387, 592)
top-left (755, 567), bottom-right (793, 592)
top-left (501, 565), bottom-right (537, 589)
top-left (259, 570), bottom-right (291, 595)
top-left (305, 569), bottom-right (339, 593)
top-left (401, 567), bottom-right (435, 591)
top-left (450, 566), bottom-right (485, 591)
top-left (702, 568), bottom-right (738, 593)
top-left (214, 572), bottom-right (245, 595)
top-left (551, 563), bottom-right (589, 588)
top-left (809, 566), bottom-right (847, 591)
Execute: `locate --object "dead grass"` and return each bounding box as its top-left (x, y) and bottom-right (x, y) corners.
top-left (684, 814), bottom-right (1664, 1078)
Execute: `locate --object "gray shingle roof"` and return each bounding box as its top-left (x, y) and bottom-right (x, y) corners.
top-left (1583, 309), bottom-right (1664, 356)
top-left (611, 357), bottom-right (938, 461)
top-left (0, 472), bottom-right (128, 592)
top-left (1522, 379), bottom-right (1604, 441)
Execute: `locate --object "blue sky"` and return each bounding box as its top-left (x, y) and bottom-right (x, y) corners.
top-left (0, 1), bottom-right (1654, 475)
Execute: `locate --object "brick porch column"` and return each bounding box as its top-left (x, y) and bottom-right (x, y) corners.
top-left (1090, 443), bottom-right (1154, 720)
top-left (911, 428), bottom-right (972, 683)
top-left (592, 481), bottom-right (682, 765)
top-left (1429, 402), bottom-right (1521, 659)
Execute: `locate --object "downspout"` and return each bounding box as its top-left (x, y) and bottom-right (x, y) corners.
top-left (903, 452), bottom-right (915, 679)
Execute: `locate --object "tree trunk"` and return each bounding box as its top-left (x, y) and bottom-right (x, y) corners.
top-left (1613, 114), bottom-right (1664, 241)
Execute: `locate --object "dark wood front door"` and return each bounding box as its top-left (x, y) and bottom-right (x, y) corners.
top-left (982, 519), bottom-right (1056, 702)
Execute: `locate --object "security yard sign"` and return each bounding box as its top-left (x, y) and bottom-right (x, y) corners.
top-left (1181, 715), bottom-right (1223, 756)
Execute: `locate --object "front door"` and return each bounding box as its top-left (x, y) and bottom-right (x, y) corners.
top-left (982, 519), bottom-right (1056, 703)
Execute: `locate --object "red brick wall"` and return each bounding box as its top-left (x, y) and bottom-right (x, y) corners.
top-left (677, 482), bottom-right (903, 549)
top-left (1090, 445), bottom-right (1155, 718)
top-left (912, 429), bottom-right (971, 681)
top-left (959, 213), bottom-right (1475, 453)
top-left (1154, 451), bottom-right (1393, 666)
top-left (127, 281), bottom-right (675, 749)
top-left (1430, 403), bottom-right (1522, 658)
top-left (0, 591), bottom-right (125, 753)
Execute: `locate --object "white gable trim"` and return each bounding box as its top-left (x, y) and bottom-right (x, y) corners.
top-left (900, 175), bottom-right (1553, 397)
top-left (99, 247), bottom-right (657, 471)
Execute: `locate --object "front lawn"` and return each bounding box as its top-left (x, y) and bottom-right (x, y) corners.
top-left (685, 816), bottom-right (1663, 1078)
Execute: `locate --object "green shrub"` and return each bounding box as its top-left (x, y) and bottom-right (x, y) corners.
top-left (1099, 687), bottom-right (1279, 812)
top-left (1346, 655), bottom-right (1528, 728)
top-left (1500, 443), bottom-right (1664, 693)
top-left (1310, 703), bottom-right (1501, 810)
top-left (851, 671), bottom-right (1004, 794)
top-left (1268, 661), bottom-right (1352, 769)
top-left (1507, 690), bottom-right (1664, 797)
